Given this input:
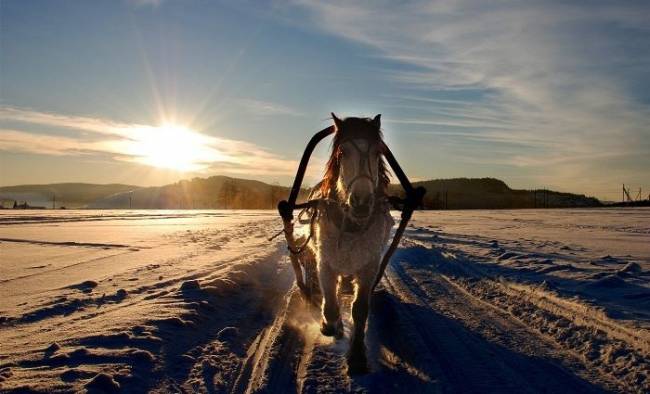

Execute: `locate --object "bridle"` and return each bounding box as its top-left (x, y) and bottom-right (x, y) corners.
top-left (337, 137), bottom-right (378, 197)
top-left (275, 124), bottom-right (426, 301)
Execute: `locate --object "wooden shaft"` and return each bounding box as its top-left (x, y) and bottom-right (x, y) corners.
top-left (279, 126), bottom-right (335, 221)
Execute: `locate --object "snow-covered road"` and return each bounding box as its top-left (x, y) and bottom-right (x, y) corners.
top-left (0, 209), bottom-right (648, 393)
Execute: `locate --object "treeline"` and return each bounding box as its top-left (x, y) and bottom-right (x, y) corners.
top-left (389, 178), bottom-right (602, 209)
top-left (89, 176), bottom-right (308, 209)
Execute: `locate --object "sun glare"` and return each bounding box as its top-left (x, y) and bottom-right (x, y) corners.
top-left (127, 124), bottom-right (222, 172)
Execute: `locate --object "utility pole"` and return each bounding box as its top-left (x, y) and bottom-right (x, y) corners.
top-left (623, 184), bottom-right (632, 202)
top-left (270, 182), bottom-right (280, 210)
top-left (52, 192), bottom-right (55, 209)
top-left (129, 192), bottom-right (132, 209)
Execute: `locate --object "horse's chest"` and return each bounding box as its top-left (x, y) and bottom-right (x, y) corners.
top-left (314, 213), bottom-right (393, 276)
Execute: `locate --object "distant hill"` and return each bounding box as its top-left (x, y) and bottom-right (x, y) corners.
top-left (389, 177), bottom-right (602, 209)
top-left (2, 176), bottom-right (602, 210)
top-left (88, 176), bottom-right (307, 209)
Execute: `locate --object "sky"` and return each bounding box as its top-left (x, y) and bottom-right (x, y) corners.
top-left (1, 0), bottom-right (649, 201)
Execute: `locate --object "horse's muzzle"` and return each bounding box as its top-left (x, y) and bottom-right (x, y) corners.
top-left (350, 192), bottom-right (373, 218)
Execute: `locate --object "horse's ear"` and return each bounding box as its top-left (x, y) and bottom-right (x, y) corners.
top-left (331, 112), bottom-right (344, 131)
top-left (372, 114), bottom-right (381, 129)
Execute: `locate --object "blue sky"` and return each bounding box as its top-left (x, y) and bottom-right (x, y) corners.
top-left (1, 0), bottom-right (649, 200)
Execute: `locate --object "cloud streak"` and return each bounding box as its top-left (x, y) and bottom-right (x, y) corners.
top-left (232, 98), bottom-right (304, 117)
top-left (0, 106), bottom-right (311, 178)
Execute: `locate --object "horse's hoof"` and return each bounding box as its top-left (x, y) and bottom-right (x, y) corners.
top-left (320, 319), bottom-right (344, 339)
top-left (346, 353), bottom-right (369, 375)
top-left (320, 322), bottom-right (335, 336)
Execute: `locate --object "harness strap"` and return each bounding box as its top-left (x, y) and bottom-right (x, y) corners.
top-left (372, 186), bottom-right (426, 290)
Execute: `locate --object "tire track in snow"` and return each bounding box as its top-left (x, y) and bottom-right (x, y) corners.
top-left (382, 265), bottom-right (530, 393)
top-left (384, 262), bottom-right (610, 392)
top-left (400, 231), bottom-right (648, 392)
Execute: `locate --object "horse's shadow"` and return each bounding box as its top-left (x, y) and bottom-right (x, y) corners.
top-left (351, 289), bottom-right (611, 394)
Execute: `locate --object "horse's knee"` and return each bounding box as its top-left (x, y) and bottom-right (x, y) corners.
top-left (319, 264), bottom-right (339, 302)
top-left (352, 304), bottom-right (368, 333)
top-left (320, 269), bottom-right (342, 338)
top-left (351, 284), bottom-right (370, 323)
top-left (350, 285), bottom-right (370, 349)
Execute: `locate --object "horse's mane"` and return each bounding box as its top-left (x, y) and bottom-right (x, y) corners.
top-left (320, 116), bottom-right (390, 198)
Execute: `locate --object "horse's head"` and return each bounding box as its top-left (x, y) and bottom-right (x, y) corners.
top-left (321, 113), bottom-right (389, 222)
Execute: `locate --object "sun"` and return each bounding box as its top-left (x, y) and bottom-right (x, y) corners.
top-left (128, 123), bottom-right (222, 172)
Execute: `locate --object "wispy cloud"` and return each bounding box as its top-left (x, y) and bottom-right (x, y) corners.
top-left (290, 0), bottom-right (650, 196)
top-left (0, 107), bottom-right (135, 138)
top-left (127, 0), bottom-right (164, 8)
top-left (0, 129), bottom-right (107, 156)
top-left (232, 98), bottom-right (304, 117)
top-left (0, 106), bottom-right (309, 178)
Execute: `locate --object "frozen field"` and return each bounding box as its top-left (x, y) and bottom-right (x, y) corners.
top-left (0, 208), bottom-right (648, 393)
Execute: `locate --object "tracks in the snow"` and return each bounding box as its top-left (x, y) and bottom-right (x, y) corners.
top-left (382, 261), bottom-right (609, 393)
top-left (222, 244), bottom-right (623, 393)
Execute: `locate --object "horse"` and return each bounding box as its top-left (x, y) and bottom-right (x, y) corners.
top-left (307, 113), bottom-right (395, 374)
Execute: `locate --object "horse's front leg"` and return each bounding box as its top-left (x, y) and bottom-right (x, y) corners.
top-left (318, 262), bottom-right (343, 338)
top-left (347, 275), bottom-right (372, 374)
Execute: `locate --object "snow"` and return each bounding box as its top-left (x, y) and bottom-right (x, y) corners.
top-left (409, 208), bottom-right (650, 327)
top-left (0, 208), bottom-right (648, 393)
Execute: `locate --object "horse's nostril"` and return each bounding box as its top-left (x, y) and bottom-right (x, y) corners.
top-left (351, 203), bottom-right (371, 219)
top-left (350, 193), bottom-right (373, 217)
top-left (351, 193), bottom-right (370, 208)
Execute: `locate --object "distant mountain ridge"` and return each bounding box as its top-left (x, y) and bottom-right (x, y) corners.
top-left (1, 176), bottom-right (601, 209)
top-left (394, 178), bottom-right (602, 209)
top-left (88, 176), bottom-right (305, 209)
